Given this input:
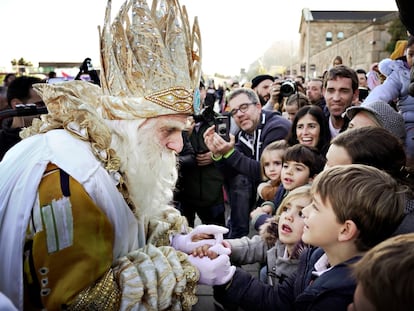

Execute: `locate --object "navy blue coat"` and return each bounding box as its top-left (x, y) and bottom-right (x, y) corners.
top-left (214, 247), bottom-right (359, 311)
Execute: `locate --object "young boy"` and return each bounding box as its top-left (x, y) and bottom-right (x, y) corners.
top-left (348, 233), bottom-right (414, 311)
top-left (251, 144), bottom-right (325, 231)
top-left (213, 164), bottom-right (405, 310)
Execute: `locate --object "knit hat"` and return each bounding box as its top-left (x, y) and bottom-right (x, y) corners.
top-left (251, 74), bottom-right (274, 89)
top-left (345, 101), bottom-right (406, 141)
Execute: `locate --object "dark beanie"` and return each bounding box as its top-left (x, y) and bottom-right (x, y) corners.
top-left (251, 74), bottom-right (274, 89)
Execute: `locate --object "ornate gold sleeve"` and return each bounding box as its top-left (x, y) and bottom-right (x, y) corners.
top-left (67, 244), bottom-right (199, 310)
top-left (112, 244), bottom-right (199, 310)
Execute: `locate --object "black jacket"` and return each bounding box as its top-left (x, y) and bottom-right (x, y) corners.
top-left (0, 126), bottom-right (21, 161)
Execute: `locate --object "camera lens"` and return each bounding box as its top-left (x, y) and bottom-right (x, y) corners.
top-left (280, 80), bottom-right (296, 97)
top-left (219, 125), bottom-right (227, 135)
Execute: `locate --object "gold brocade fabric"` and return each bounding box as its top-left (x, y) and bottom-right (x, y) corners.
top-left (67, 269), bottom-right (121, 311)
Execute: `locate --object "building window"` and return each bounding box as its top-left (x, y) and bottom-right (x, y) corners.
top-left (326, 32), bottom-right (333, 46)
top-left (337, 31), bottom-right (344, 40)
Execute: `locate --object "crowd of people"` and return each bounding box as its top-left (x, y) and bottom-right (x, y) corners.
top-left (1, 0), bottom-right (414, 310)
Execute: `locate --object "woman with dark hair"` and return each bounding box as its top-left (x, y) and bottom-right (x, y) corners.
top-left (288, 105), bottom-right (331, 155)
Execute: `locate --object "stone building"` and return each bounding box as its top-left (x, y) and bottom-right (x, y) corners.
top-left (296, 9), bottom-right (398, 80)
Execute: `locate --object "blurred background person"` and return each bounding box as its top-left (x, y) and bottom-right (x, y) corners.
top-left (363, 35), bottom-right (414, 166)
top-left (355, 68), bottom-right (370, 104)
top-left (284, 92), bottom-right (310, 122)
top-left (306, 78), bottom-right (327, 116)
top-left (251, 74), bottom-right (274, 107)
top-left (0, 73), bottom-right (16, 111)
top-left (0, 76), bottom-right (45, 160)
top-left (367, 62), bottom-right (382, 91)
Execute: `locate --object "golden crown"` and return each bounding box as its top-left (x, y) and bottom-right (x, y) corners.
top-left (98, 0), bottom-right (202, 119)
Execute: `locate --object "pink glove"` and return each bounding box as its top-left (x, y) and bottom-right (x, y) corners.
top-left (187, 254), bottom-right (236, 286)
top-left (171, 224), bottom-right (229, 254)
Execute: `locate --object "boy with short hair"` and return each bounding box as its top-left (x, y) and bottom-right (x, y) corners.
top-left (251, 144), bottom-right (325, 230)
top-left (213, 164), bottom-right (405, 310)
top-left (348, 233), bottom-right (414, 311)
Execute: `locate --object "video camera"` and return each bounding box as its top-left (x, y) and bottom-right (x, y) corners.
top-left (193, 105), bottom-right (216, 124)
top-left (75, 58), bottom-right (101, 86)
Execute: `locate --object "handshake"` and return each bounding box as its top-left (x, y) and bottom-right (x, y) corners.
top-left (171, 225), bottom-right (236, 286)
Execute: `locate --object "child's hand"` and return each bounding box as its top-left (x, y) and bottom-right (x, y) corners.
top-left (192, 244), bottom-right (212, 258)
top-left (250, 206), bottom-right (265, 219)
top-left (261, 204), bottom-right (273, 215)
top-left (250, 205), bottom-right (272, 220)
top-left (192, 241), bottom-right (231, 259)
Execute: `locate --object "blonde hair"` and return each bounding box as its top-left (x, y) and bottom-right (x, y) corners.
top-left (312, 164), bottom-right (405, 251)
top-left (260, 140), bottom-right (289, 180)
top-left (352, 233), bottom-right (414, 311)
top-left (275, 185), bottom-right (311, 221)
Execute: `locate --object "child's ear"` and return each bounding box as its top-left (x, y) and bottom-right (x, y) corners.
top-left (308, 173), bottom-right (317, 184)
top-left (338, 220), bottom-right (359, 242)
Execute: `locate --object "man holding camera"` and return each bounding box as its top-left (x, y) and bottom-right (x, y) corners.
top-left (262, 77), bottom-right (298, 113)
top-left (204, 88), bottom-right (291, 238)
top-left (175, 80), bottom-right (226, 228)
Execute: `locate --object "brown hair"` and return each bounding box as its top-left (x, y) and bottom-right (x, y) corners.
top-left (323, 65), bottom-right (359, 92)
top-left (285, 93), bottom-right (310, 108)
top-left (311, 164), bottom-right (405, 251)
top-left (330, 127), bottom-right (413, 192)
top-left (352, 233), bottom-right (414, 311)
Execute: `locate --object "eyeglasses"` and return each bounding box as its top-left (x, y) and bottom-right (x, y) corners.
top-left (230, 102), bottom-right (255, 116)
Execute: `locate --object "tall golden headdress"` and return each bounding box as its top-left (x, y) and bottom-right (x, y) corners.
top-left (98, 0), bottom-right (202, 119)
top-left (27, 0), bottom-right (202, 142)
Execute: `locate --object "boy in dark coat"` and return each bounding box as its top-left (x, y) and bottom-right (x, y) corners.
top-left (212, 164), bottom-right (405, 311)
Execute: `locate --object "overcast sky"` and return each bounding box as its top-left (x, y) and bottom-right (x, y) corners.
top-left (0, 0), bottom-right (398, 76)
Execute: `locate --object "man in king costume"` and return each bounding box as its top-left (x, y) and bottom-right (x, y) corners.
top-left (0, 0), bottom-right (235, 309)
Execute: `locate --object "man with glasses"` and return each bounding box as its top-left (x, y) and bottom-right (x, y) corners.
top-left (204, 88), bottom-right (291, 238)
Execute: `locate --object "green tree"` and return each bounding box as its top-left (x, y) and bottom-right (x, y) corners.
top-left (386, 18), bottom-right (409, 53)
top-left (10, 58), bottom-right (32, 67)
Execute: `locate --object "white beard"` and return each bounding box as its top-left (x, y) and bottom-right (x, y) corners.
top-left (106, 119), bottom-right (178, 218)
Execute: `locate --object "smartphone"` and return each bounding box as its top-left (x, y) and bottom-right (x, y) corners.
top-left (214, 115), bottom-right (230, 142)
top-left (358, 87), bottom-right (369, 102)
